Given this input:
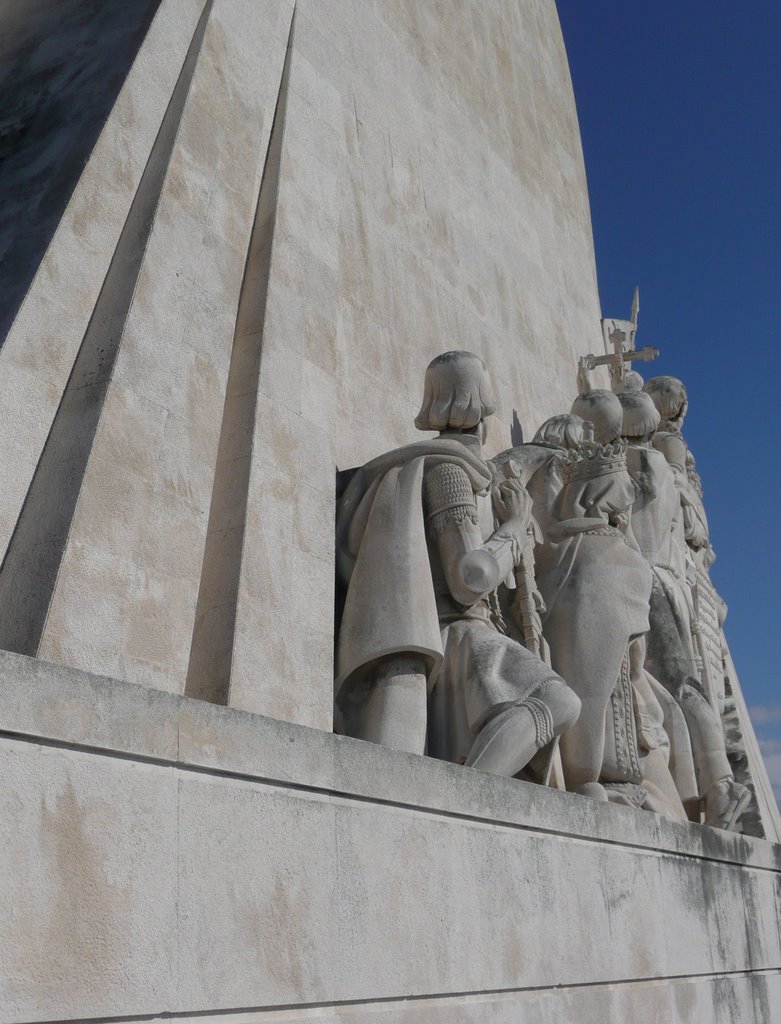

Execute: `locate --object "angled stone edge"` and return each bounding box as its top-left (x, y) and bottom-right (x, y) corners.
top-left (0, 648), bottom-right (778, 871)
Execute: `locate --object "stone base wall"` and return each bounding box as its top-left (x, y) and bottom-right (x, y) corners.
top-left (2, 651), bottom-right (779, 1024)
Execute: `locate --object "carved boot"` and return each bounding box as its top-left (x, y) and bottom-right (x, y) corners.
top-left (703, 779), bottom-right (751, 831)
top-left (576, 782), bottom-right (609, 802)
top-left (465, 698), bottom-right (554, 777)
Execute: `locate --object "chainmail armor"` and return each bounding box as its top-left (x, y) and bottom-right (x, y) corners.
top-left (424, 462), bottom-right (478, 536)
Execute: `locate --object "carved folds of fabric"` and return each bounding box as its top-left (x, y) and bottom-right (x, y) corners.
top-left (424, 461), bottom-right (478, 536)
top-left (609, 652), bottom-right (643, 782)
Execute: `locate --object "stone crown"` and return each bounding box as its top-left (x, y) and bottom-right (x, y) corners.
top-left (561, 439), bottom-right (628, 482)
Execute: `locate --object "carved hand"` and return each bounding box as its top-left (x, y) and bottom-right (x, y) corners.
top-left (609, 510), bottom-right (631, 534)
top-left (492, 478), bottom-right (532, 532)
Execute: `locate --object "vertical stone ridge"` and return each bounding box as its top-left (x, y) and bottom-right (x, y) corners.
top-left (0, 0), bottom-right (214, 657)
top-left (185, 12), bottom-right (295, 704)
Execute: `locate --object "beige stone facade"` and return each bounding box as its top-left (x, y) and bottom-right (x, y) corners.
top-left (0, 0), bottom-right (600, 727)
top-left (0, 3), bottom-right (779, 1022)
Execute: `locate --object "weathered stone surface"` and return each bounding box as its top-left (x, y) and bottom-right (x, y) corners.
top-left (0, 0), bottom-right (162, 340)
top-left (0, 0), bottom-right (205, 569)
top-left (0, 0), bottom-right (603, 729)
top-left (0, 0), bottom-right (295, 697)
top-left (227, 0), bottom-right (602, 724)
top-left (0, 741), bottom-right (177, 1020)
top-left (1, 653), bottom-right (779, 1022)
top-left (70, 974), bottom-right (781, 1024)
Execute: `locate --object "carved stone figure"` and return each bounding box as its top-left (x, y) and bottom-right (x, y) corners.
top-left (335, 352), bottom-right (581, 778)
top-left (615, 368), bottom-right (646, 394)
top-left (482, 392), bottom-right (664, 815)
top-left (534, 438), bottom-right (655, 796)
top-left (684, 450), bottom-right (727, 713)
top-left (638, 377), bottom-right (750, 829)
top-left (492, 413), bottom-right (586, 540)
top-left (616, 389), bottom-right (698, 813)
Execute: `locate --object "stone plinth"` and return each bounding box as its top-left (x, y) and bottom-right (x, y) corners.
top-left (2, 651), bottom-right (779, 1024)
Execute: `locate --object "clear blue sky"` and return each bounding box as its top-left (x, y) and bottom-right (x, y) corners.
top-left (556, 1), bottom-right (781, 792)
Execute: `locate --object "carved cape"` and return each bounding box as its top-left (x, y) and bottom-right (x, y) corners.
top-left (335, 438), bottom-right (493, 698)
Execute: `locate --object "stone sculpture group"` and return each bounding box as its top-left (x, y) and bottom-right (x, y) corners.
top-left (335, 349), bottom-right (750, 832)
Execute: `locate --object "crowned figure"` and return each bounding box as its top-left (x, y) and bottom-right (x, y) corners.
top-left (535, 436), bottom-right (655, 799)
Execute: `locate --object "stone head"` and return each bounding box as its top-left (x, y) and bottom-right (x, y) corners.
top-left (415, 351), bottom-right (496, 435)
top-left (618, 391), bottom-right (660, 442)
top-left (532, 413), bottom-right (586, 450)
top-left (570, 389), bottom-right (623, 444)
top-left (644, 376), bottom-right (688, 431)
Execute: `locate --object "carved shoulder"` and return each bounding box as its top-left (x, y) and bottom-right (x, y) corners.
top-left (652, 431), bottom-right (687, 472)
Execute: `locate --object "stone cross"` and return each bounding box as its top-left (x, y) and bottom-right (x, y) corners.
top-left (578, 288), bottom-right (660, 393)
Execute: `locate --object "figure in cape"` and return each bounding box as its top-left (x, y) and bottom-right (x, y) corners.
top-left (335, 350), bottom-right (580, 777)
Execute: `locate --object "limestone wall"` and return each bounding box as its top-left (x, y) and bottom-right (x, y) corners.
top-left (1, 652), bottom-right (779, 1023)
top-left (1, 8), bottom-right (779, 1023)
top-left (0, 0), bottom-right (601, 726)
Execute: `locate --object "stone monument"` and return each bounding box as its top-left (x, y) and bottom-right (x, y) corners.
top-left (1, 2), bottom-right (779, 1022)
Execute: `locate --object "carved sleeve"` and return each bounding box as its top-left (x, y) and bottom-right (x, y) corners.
top-left (423, 462), bottom-right (479, 535)
top-left (423, 462), bottom-right (522, 606)
top-left (653, 433), bottom-right (688, 485)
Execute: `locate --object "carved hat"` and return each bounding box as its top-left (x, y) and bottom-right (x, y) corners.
top-left (570, 389), bottom-right (623, 444)
top-left (644, 376), bottom-right (688, 425)
top-left (415, 351), bottom-right (496, 432)
top-left (532, 413), bottom-right (586, 449)
top-left (618, 390), bottom-right (661, 438)
top-left (615, 369), bottom-right (645, 394)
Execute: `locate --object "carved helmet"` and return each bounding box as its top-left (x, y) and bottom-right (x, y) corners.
top-left (415, 351), bottom-right (496, 431)
top-left (570, 389), bottom-right (623, 444)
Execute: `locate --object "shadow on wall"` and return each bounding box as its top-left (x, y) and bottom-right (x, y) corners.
top-left (0, 0), bottom-right (161, 344)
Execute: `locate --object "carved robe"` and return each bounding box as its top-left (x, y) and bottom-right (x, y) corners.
top-left (536, 465), bottom-right (652, 791)
top-left (645, 431), bottom-right (737, 803)
top-left (624, 442), bottom-right (699, 807)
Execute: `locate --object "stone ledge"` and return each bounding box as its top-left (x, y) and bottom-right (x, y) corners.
top-left (2, 650), bottom-right (781, 1022)
top-left (78, 970), bottom-right (781, 1024)
top-left (0, 649), bottom-right (778, 870)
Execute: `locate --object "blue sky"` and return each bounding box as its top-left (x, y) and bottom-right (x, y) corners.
top-left (556, 1), bottom-right (781, 799)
